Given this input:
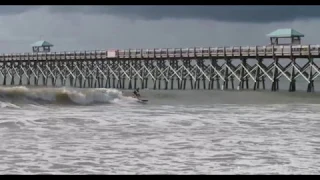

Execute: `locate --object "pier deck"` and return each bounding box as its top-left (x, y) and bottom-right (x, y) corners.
top-left (0, 44), bottom-right (319, 92)
top-left (0, 45), bottom-right (320, 60)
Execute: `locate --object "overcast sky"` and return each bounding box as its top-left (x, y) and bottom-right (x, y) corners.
top-left (0, 5), bottom-right (320, 53)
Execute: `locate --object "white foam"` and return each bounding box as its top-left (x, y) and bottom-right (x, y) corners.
top-left (0, 101), bottom-right (20, 109)
top-left (66, 88), bottom-right (122, 105)
top-left (1, 92), bottom-right (320, 174)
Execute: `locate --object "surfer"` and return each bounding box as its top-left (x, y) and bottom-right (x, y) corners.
top-left (133, 88), bottom-right (140, 99)
top-left (132, 88), bottom-right (148, 103)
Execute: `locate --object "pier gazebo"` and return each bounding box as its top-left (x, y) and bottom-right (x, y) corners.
top-left (31, 40), bottom-right (54, 53)
top-left (267, 28), bottom-right (304, 45)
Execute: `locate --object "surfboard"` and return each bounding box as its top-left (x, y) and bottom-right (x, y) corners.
top-left (137, 99), bottom-right (148, 103)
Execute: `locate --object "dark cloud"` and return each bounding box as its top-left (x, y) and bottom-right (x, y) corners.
top-left (0, 6), bottom-right (39, 15)
top-left (2, 6), bottom-right (320, 23)
top-left (47, 5), bottom-right (320, 23)
top-left (2, 5), bottom-right (320, 53)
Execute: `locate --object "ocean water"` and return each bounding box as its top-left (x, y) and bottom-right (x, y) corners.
top-left (0, 86), bottom-right (320, 174)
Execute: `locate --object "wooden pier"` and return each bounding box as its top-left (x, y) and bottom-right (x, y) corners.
top-left (0, 28), bottom-right (319, 92)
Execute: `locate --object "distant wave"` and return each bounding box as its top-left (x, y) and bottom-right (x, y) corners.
top-left (0, 86), bottom-right (125, 106)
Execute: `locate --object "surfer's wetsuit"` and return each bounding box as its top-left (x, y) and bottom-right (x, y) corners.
top-left (133, 89), bottom-right (140, 98)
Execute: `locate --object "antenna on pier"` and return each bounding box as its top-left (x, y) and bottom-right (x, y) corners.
top-left (266, 28), bottom-right (304, 45)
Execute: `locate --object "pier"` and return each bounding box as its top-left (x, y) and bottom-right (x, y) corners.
top-left (0, 28), bottom-right (320, 92)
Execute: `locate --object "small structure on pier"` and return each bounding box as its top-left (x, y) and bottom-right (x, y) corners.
top-left (267, 28), bottom-right (304, 45)
top-left (31, 40), bottom-right (54, 53)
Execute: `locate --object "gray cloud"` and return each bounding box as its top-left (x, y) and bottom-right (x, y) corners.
top-left (46, 5), bottom-right (320, 23)
top-left (0, 6), bottom-right (39, 15)
top-left (1, 6), bottom-right (320, 23)
top-left (0, 6), bottom-right (319, 54)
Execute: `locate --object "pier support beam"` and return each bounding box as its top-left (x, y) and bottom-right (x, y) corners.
top-left (307, 58), bottom-right (315, 93)
top-left (289, 58), bottom-right (296, 92)
top-left (254, 58), bottom-right (262, 90)
top-left (271, 58), bottom-right (279, 92)
top-left (239, 58), bottom-right (249, 90)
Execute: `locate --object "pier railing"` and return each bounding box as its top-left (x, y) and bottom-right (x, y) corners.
top-left (0, 44), bottom-right (320, 61)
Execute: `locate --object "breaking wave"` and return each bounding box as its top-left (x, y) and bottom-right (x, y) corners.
top-left (0, 86), bottom-right (126, 106)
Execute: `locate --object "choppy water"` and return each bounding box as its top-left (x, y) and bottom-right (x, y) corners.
top-left (0, 86), bottom-right (320, 174)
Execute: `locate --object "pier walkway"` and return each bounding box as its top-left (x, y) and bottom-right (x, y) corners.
top-left (0, 28), bottom-right (319, 92)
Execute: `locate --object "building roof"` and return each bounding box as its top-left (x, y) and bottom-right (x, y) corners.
top-left (31, 40), bottom-right (54, 47)
top-left (266, 28), bottom-right (304, 38)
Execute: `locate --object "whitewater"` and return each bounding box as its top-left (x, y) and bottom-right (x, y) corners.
top-left (1, 86), bottom-right (320, 174)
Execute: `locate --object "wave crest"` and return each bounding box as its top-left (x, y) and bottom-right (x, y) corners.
top-left (0, 86), bottom-right (124, 105)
